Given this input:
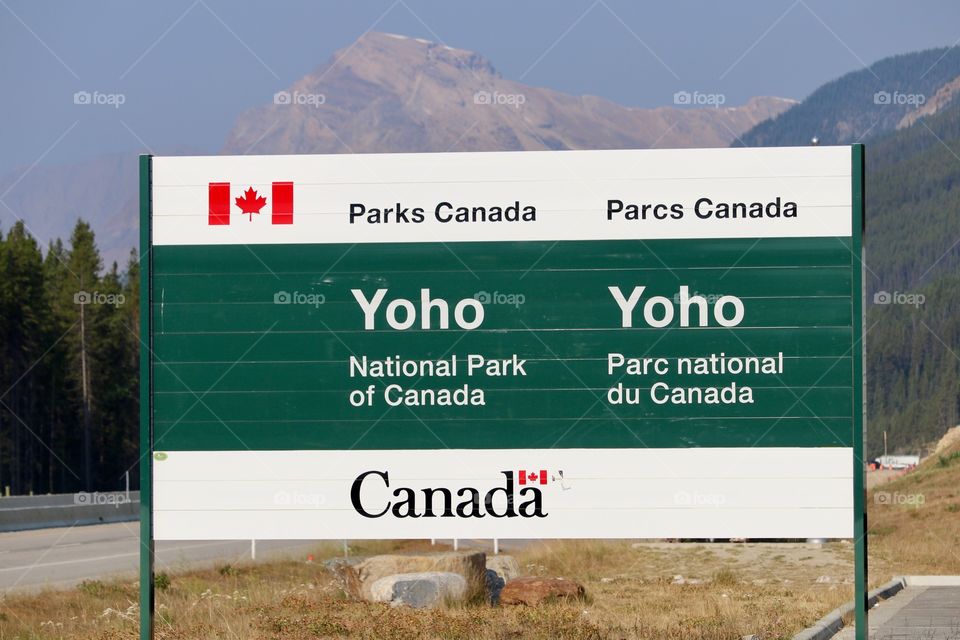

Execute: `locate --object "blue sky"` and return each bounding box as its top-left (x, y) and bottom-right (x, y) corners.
top-left (2, 0), bottom-right (959, 174)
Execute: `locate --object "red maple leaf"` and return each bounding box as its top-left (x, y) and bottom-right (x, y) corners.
top-left (235, 187), bottom-right (267, 221)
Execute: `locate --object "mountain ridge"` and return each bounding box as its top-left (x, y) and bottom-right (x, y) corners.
top-left (737, 46), bottom-right (960, 147)
top-left (1, 31), bottom-right (794, 265)
top-left (221, 31), bottom-right (794, 155)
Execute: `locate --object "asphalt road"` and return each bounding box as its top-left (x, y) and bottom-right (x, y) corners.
top-left (835, 585), bottom-right (960, 639)
top-left (0, 522), bottom-right (319, 593)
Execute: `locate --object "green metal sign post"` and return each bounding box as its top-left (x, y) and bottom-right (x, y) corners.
top-left (139, 146), bottom-right (867, 639)
top-left (852, 144), bottom-right (868, 639)
top-left (138, 154), bottom-right (153, 639)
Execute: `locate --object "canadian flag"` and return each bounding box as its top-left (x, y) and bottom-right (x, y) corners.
top-left (518, 469), bottom-right (548, 485)
top-left (208, 182), bottom-right (293, 225)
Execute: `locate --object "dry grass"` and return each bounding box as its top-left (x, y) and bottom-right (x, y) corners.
top-left (867, 440), bottom-right (960, 581)
top-left (516, 539), bottom-right (853, 638)
top-left (0, 537), bottom-right (854, 640)
top-left (6, 443), bottom-right (959, 639)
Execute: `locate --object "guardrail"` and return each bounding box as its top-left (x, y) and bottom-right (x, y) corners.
top-left (0, 491), bottom-right (139, 532)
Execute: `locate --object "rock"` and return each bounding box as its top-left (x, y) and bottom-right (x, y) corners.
top-left (815, 575), bottom-right (832, 583)
top-left (499, 577), bottom-right (585, 606)
top-left (323, 556), bottom-right (361, 573)
top-left (486, 555), bottom-right (520, 581)
top-left (369, 572), bottom-right (467, 608)
top-left (329, 559), bottom-right (365, 598)
top-left (326, 555), bottom-right (364, 596)
top-left (485, 569), bottom-right (505, 604)
top-left (338, 551), bottom-right (486, 601)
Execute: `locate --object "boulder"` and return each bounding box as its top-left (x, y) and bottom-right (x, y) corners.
top-left (486, 554), bottom-right (521, 581)
top-left (337, 551), bottom-right (486, 601)
top-left (499, 576), bottom-right (585, 606)
top-left (484, 555), bottom-right (520, 604)
top-left (369, 571), bottom-right (467, 608)
top-left (485, 569), bottom-right (505, 604)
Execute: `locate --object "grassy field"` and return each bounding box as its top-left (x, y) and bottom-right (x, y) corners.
top-left (2, 440), bottom-right (958, 639)
top-left (0, 538), bottom-right (855, 640)
top-left (866, 439), bottom-right (960, 579)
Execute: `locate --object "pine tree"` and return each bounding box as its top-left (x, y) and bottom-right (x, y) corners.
top-left (41, 238), bottom-right (83, 492)
top-left (0, 222), bottom-right (48, 493)
top-left (64, 220), bottom-right (103, 490)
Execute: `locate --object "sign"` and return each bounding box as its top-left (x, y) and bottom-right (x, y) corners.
top-left (141, 147), bottom-right (864, 543)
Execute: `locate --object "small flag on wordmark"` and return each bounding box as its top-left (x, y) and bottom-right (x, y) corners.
top-left (518, 469), bottom-right (547, 485)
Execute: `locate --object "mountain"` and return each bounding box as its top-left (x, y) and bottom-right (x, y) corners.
top-left (222, 31), bottom-right (793, 155)
top-left (0, 145), bottom-right (201, 268)
top-left (862, 105), bottom-right (960, 457)
top-left (737, 47), bottom-right (960, 146)
top-left (0, 153), bottom-right (140, 267)
top-left (1, 32), bottom-right (793, 265)
top-left (867, 102), bottom-right (960, 290)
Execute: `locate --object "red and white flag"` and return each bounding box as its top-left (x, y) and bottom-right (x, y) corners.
top-left (208, 182), bottom-right (293, 225)
top-left (518, 469), bottom-right (547, 485)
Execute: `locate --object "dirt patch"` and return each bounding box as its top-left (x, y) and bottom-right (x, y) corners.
top-left (868, 468), bottom-right (908, 489)
top-left (931, 425), bottom-right (960, 457)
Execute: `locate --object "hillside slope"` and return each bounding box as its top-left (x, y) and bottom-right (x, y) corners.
top-left (737, 47), bottom-right (960, 146)
top-left (868, 272), bottom-right (960, 457)
top-left (861, 103), bottom-right (960, 457)
top-left (867, 103), bottom-right (960, 289)
top-left (868, 436), bottom-right (960, 579)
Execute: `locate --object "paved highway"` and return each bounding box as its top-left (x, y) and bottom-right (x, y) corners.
top-left (0, 522), bottom-right (318, 593)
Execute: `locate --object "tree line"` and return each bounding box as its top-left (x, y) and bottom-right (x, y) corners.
top-left (860, 103), bottom-right (960, 457)
top-left (0, 220), bottom-right (138, 495)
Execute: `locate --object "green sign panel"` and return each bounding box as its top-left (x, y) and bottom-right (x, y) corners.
top-left (139, 146), bottom-right (867, 634)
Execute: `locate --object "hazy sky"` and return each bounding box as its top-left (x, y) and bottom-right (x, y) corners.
top-left (3, 0), bottom-right (960, 174)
